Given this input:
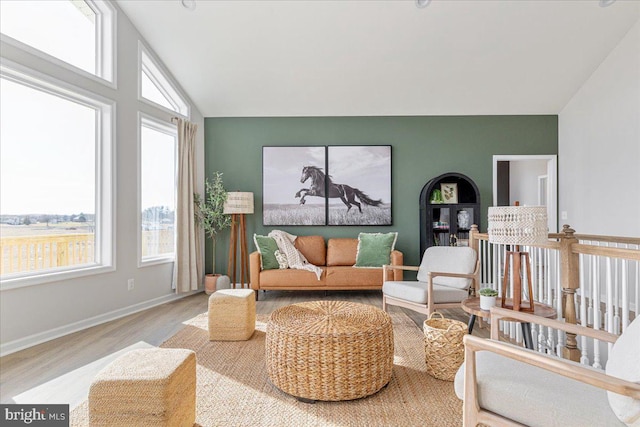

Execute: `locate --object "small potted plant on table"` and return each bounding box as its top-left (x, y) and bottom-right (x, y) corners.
top-left (479, 287), bottom-right (498, 311)
top-left (195, 171), bottom-right (232, 294)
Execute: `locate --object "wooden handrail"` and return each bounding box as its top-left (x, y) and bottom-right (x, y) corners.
top-left (571, 243), bottom-right (640, 261)
top-left (471, 227), bottom-right (639, 248)
top-left (573, 234), bottom-right (640, 245)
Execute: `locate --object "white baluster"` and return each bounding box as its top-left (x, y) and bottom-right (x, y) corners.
top-left (593, 252), bottom-right (602, 369)
top-left (579, 253), bottom-right (590, 365)
top-left (555, 250), bottom-right (564, 353)
top-left (613, 254), bottom-right (621, 335)
top-left (621, 258), bottom-right (628, 330)
top-left (588, 253), bottom-right (595, 325)
top-left (635, 247), bottom-right (639, 325)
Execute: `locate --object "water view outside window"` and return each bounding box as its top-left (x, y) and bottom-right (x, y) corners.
top-left (0, 78), bottom-right (97, 278)
top-left (140, 120), bottom-right (177, 261)
top-left (0, 0), bottom-right (96, 75)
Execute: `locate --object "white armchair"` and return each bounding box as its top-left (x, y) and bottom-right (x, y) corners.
top-left (382, 246), bottom-right (479, 316)
top-left (455, 307), bottom-right (640, 427)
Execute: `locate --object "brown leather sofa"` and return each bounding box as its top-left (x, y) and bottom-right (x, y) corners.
top-left (249, 235), bottom-right (403, 299)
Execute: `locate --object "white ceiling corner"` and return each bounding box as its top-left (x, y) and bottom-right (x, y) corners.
top-left (115, 0), bottom-right (640, 117)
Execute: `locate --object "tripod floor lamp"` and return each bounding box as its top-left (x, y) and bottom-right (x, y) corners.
top-left (224, 192), bottom-right (254, 289)
top-left (488, 206), bottom-right (548, 312)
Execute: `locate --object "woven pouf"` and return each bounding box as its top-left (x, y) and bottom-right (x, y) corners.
top-left (266, 300), bottom-right (394, 402)
top-left (208, 288), bottom-right (256, 341)
top-left (88, 348), bottom-right (196, 427)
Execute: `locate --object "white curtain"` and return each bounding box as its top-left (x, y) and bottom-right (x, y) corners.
top-left (173, 117), bottom-right (202, 293)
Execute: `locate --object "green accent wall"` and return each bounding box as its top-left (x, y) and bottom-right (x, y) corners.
top-left (205, 115), bottom-right (558, 272)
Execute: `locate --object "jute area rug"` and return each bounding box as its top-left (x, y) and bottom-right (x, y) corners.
top-left (71, 310), bottom-right (463, 426)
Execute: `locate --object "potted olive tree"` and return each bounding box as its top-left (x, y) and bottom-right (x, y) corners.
top-left (479, 287), bottom-right (498, 311)
top-left (195, 172), bottom-right (232, 294)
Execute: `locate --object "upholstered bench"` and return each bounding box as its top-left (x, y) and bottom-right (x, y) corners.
top-left (208, 288), bottom-right (256, 341)
top-left (88, 348), bottom-right (196, 427)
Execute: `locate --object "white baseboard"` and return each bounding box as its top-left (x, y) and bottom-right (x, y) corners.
top-left (0, 291), bottom-right (202, 357)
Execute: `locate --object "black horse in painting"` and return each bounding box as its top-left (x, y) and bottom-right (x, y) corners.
top-left (294, 166), bottom-right (382, 213)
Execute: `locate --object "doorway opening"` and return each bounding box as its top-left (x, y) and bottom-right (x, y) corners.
top-left (493, 155), bottom-right (558, 233)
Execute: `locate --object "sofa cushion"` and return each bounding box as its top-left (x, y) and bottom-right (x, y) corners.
top-left (294, 235), bottom-right (326, 266)
top-left (326, 266), bottom-right (383, 287)
top-left (259, 267), bottom-right (326, 287)
top-left (253, 235), bottom-right (280, 270)
top-left (454, 351), bottom-right (622, 427)
top-left (355, 232), bottom-right (398, 268)
top-left (416, 246), bottom-right (476, 290)
top-left (606, 316), bottom-right (640, 426)
top-left (383, 281), bottom-right (469, 304)
top-left (327, 238), bottom-right (358, 266)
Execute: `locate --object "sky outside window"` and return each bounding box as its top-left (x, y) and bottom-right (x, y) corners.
top-left (0, 0), bottom-right (96, 75)
top-left (0, 78), bottom-right (96, 216)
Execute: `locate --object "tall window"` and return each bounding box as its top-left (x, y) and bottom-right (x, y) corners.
top-left (140, 44), bottom-right (189, 117)
top-left (0, 64), bottom-right (113, 286)
top-left (0, 0), bottom-right (115, 82)
top-left (140, 116), bottom-right (177, 264)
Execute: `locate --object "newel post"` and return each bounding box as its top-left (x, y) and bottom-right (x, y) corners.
top-left (470, 224), bottom-right (479, 253)
top-left (560, 224), bottom-right (580, 362)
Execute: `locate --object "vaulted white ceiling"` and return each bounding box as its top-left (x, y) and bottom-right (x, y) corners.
top-left (115, 0), bottom-right (639, 117)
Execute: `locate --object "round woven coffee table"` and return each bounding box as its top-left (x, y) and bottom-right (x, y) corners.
top-left (266, 300), bottom-right (394, 402)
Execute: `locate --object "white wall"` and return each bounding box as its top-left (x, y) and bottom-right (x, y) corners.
top-left (509, 160), bottom-right (548, 207)
top-left (559, 20), bottom-right (640, 237)
top-left (0, 2), bottom-right (205, 355)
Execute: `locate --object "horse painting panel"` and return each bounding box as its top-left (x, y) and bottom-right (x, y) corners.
top-left (262, 145), bottom-right (391, 226)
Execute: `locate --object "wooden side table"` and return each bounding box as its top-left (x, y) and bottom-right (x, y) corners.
top-left (461, 297), bottom-right (557, 349)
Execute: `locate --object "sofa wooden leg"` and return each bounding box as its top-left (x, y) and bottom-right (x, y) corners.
top-left (255, 290), bottom-right (259, 301)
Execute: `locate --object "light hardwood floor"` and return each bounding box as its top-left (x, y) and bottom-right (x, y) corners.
top-left (0, 289), bottom-right (486, 408)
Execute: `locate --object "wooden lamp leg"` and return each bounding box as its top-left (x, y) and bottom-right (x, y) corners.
top-left (239, 214), bottom-right (249, 288)
top-left (501, 251), bottom-right (534, 312)
top-left (522, 252), bottom-right (534, 312)
top-left (227, 214), bottom-right (238, 289)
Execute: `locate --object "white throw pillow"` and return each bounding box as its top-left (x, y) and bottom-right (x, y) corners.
top-left (606, 316), bottom-right (640, 426)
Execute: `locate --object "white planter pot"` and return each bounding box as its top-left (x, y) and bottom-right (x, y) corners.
top-left (480, 295), bottom-right (497, 311)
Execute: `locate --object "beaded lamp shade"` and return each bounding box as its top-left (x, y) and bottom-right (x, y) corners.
top-left (487, 205), bottom-right (548, 312)
top-left (488, 206), bottom-right (548, 246)
top-left (223, 192), bottom-right (254, 215)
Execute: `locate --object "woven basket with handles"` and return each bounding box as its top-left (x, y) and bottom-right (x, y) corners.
top-left (423, 312), bottom-right (467, 381)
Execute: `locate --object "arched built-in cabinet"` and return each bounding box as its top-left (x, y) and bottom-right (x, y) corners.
top-left (419, 173), bottom-right (480, 257)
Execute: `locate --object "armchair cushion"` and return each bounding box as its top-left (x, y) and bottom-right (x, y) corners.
top-left (606, 316), bottom-right (640, 426)
top-left (454, 351), bottom-right (623, 427)
top-left (383, 281), bottom-right (468, 304)
top-left (416, 246), bottom-right (476, 290)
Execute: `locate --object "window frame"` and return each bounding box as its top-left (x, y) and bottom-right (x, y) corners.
top-left (0, 0), bottom-right (117, 87)
top-left (138, 42), bottom-right (190, 118)
top-left (137, 113), bottom-right (178, 267)
top-left (0, 60), bottom-right (115, 290)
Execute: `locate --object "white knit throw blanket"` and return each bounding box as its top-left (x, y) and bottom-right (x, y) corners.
top-left (268, 230), bottom-right (322, 280)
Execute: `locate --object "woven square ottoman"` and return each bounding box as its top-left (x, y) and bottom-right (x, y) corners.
top-left (88, 348), bottom-right (196, 427)
top-left (208, 288), bottom-right (256, 341)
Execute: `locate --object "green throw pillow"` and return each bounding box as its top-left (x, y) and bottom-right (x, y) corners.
top-left (253, 234), bottom-right (280, 270)
top-left (355, 232), bottom-right (398, 268)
